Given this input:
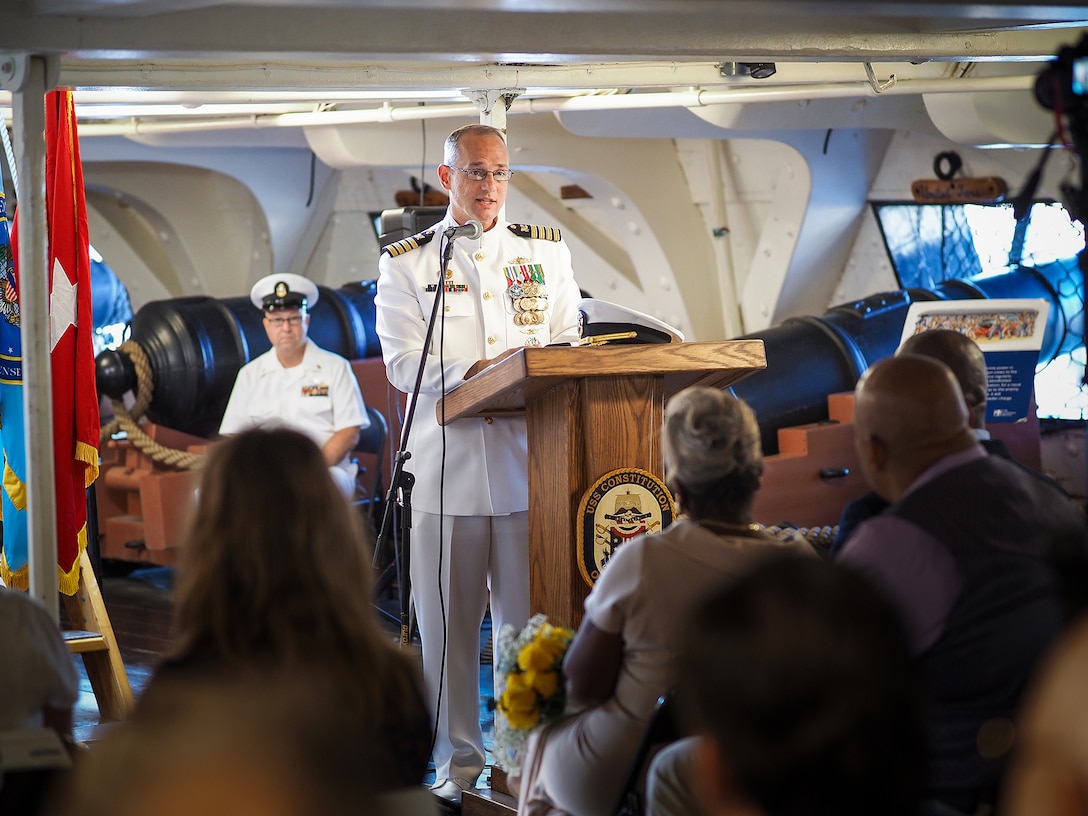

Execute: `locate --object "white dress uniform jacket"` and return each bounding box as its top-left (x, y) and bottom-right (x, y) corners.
top-left (219, 340), bottom-right (368, 487)
top-left (375, 211), bottom-right (582, 516)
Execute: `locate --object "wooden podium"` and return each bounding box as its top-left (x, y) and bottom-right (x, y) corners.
top-left (439, 341), bottom-right (766, 628)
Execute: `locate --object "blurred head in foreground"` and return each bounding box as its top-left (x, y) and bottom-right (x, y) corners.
top-left (676, 555), bottom-right (927, 816)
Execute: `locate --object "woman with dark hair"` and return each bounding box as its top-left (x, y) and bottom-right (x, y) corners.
top-left (137, 427), bottom-right (430, 792)
top-left (514, 387), bottom-right (814, 816)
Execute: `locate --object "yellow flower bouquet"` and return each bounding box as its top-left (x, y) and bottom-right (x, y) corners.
top-left (489, 613), bottom-right (575, 772)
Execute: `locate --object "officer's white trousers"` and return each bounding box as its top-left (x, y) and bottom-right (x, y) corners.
top-left (411, 510), bottom-right (530, 784)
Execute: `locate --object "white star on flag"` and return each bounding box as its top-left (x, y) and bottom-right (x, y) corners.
top-left (50, 257), bottom-right (77, 352)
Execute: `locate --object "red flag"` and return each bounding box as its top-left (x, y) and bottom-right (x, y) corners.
top-left (42, 89), bottom-right (100, 593)
top-left (48, 86), bottom-right (100, 591)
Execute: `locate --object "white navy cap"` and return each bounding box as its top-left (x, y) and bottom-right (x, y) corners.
top-left (577, 298), bottom-right (684, 345)
top-left (249, 273), bottom-right (320, 312)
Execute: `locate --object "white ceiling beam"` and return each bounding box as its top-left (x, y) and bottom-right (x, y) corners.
top-left (5, 4), bottom-right (1088, 66)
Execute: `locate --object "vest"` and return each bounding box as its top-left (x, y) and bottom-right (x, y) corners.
top-left (891, 455), bottom-right (1086, 793)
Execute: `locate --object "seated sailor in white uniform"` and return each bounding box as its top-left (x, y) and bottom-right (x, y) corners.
top-left (219, 273), bottom-right (368, 497)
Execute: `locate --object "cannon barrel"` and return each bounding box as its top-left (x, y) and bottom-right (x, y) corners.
top-left (733, 260), bottom-right (1080, 452)
top-left (96, 262), bottom-right (1080, 448)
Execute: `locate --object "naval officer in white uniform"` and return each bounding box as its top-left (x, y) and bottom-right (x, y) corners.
top-left (375, 123), bottom-right (582, 806)
top-left (219, 273), bottom-right (368, 497)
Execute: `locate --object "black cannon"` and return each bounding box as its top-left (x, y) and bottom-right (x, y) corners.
top-left (96, 262), bottom-right (1081, 451)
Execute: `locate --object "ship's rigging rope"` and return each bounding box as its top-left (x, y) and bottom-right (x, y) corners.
top-left (98, 341), bottom-right (206, 470)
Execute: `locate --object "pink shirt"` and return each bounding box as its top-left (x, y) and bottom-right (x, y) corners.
top-left (839, 444), bottom-right (986, 653)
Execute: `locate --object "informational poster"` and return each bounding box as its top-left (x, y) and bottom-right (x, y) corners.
top-left (898, 299), bottom-right (1050, 423)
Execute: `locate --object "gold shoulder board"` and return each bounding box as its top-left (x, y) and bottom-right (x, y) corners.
top-left (381, 229), bottom-right (436, 258)
top-left (507, 223), bottom-right (562, 242)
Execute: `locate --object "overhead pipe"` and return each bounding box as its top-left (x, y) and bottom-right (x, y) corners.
top-left (69, 75), bottom-right (1035, 137)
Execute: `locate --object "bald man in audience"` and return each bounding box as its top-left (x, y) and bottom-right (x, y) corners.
top-left (830, 329), bottom-right (1058, 555)
top-left (838, 354), bottom-right (1086, 816)
top-left (898, 329), bottom-right (1005, 450)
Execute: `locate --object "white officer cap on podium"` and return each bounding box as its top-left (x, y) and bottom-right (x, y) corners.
top-left (577, 298), bottom-right (684, 345)
top-left (249, 273), bottom-right (320, 312)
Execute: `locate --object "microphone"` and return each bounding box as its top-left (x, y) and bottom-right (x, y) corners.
top-left (444, 220), bottom-right (483, 240)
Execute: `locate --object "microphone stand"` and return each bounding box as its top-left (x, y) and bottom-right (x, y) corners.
top-left (373, 227), bottom-right (461, 648)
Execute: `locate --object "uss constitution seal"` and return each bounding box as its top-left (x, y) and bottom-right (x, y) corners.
top-left (576, 467), bottom-right (675, 587)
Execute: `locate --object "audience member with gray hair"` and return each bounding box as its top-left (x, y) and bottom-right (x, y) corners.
top-left (513, 387), bottom-right (814, 816)
top-left (662, 386), bottom-right (763, 517)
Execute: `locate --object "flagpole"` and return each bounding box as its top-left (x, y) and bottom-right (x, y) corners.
top-left (13, 56), bottom-right (59, 619)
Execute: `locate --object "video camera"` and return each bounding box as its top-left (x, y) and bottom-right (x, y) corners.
top-left (1035, 33), bottom-right (1088, 141)
top-left (1033, 34), bottom-right (1088, 239)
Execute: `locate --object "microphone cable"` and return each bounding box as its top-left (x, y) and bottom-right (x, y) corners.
top-left (427, 230), bottom-right (453, 778)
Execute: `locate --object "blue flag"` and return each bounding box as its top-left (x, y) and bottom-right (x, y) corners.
top-left (0, 181), bottom-right (25, 587)
top-left (0, 90), bottom-right (99, 592)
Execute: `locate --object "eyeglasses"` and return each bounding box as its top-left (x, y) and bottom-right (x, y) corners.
top-left (266, 315), bottom-right (303, 328)
top-left (449, 165), bottom-right (514, 183)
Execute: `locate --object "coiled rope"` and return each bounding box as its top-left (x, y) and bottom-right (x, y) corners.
top-left (765, 523), bottom-right (839, 559)
top-left (98, 340), bottom-right (206, 470)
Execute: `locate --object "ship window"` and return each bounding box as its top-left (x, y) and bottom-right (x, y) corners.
top-left (875, 203), bottom-right (983, 289)
top-left (873, 201), bottom-right (1087, 420)
top-left (90, 244), bottom-right (134, 355)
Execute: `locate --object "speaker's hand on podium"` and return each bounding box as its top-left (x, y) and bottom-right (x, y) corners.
top-left (463, 348), bottom-right (520, 380)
